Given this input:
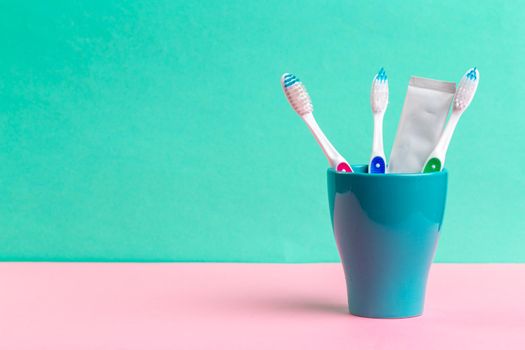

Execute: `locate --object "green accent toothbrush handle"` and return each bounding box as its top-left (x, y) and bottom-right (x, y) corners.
top-left (423, 158), bottom-right (442, 173)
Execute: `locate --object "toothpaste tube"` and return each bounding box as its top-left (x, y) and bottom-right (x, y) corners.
top-left (388, 77), bottom-right (456, 173)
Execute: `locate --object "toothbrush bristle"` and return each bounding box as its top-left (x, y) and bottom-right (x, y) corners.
top-left (371, 68), bottom-right (389, 113)
top-left (281, 73), bottom-right (313, 116)
top-left (283, 73), bottom-right (301, 88)
top-left (376, 67), bottom-right (388, 82)
top-left (454, 67), bottom-right (479, 111)
top-left (466, 67), bottom-right (477, 81)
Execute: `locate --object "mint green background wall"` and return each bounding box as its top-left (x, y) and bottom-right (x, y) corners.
top-left (1, 1), bottom-right (524, 262)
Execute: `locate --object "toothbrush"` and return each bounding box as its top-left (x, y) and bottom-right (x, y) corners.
top-left (422, 67), bottom-right (479, 173)
top-left (369, 67), bottom-right (388, 173)
top-left (281, 73), bottom-right (352, 172)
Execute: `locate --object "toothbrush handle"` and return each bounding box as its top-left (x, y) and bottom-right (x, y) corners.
top-left (303, 113), bottom-right (352, 172)
top-left (372, 113), bottom-right (385, 155)
top-left (423, 157), bottom-right (442, 173)
top-left (369, 112), bottom-right (386, 173)
top-left (369, 156), bottom-right (386, 173)
top-left (434, 111), bottom-right (461, 156)
top-left (422, 111), bottom-right (461, 173)
top-left (336, 162), bottom-right (353, 172)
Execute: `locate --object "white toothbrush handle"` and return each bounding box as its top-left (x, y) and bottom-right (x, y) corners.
top-left (369, 112), bottom-right (386, 173)
top-left (435, 111), bottom-right (461, 156)
top-left (372, 112), bottom-right (385, 157)
top-left (423, 111), bottom-right (461, 172)
top-left (302, 113), bottom-right (350, 170)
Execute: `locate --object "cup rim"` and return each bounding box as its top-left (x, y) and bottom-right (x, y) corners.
top-left (328, 164), bottom-right (448, 177)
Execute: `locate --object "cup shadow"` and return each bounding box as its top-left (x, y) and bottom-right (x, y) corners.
top-left (237, 296), bottom-right (348, 316)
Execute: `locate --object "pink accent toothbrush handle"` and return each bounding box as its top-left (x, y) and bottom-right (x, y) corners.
top-left (336, 163), bottom-right (353, 173)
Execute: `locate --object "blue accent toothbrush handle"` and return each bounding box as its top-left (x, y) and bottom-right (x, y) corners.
top-left (369, 156), bottom-right (386, 174)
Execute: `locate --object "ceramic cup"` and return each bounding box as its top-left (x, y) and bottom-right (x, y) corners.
top-left (327, 165), bottom-right (448, 318)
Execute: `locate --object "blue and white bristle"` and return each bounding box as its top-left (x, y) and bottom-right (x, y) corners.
top-left (283, 73), bottom-right (301, 88)
top-left (466, 67), bottom-right (477, 81)
top-left (454, 67), bottom-right (479, 111)
top-left (371, 67), bottom-right (389, 114)
top-left (376, 67), bottom-right (388, 82)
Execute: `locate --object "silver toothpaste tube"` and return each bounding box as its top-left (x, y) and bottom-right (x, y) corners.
top-left (388, 77), bottom-right (456, 173)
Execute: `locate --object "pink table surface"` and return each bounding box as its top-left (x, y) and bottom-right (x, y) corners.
top-left (0, 263), bottom-right (524, 350)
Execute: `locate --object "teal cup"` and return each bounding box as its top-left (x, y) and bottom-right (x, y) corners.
top-left (327, 165), bottom-right (448, 318)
